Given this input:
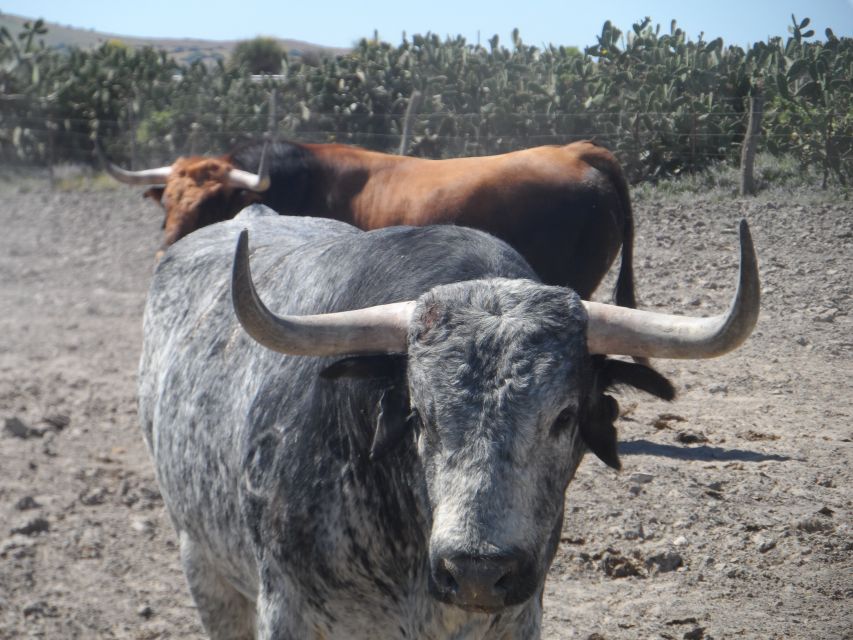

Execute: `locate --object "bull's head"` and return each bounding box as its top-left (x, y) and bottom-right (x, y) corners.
top-left (230, 221), bottom-right (759, 613)
top-left (99, 146), bottom-right (270, 258)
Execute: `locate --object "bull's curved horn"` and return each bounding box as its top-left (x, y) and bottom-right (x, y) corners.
top-left (225, 143), bottom-right (271, 192)
top-left (232, 230), bottom-right (414, 356)
top-left (584, 219), bottom-right (760, 359)
top-left (95, 141), bottom-right (172, 185)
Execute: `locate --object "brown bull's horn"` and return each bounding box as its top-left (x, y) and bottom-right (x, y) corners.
top-left (226, 142), bottom-right (271, 192)
top-left (232, 230), bottom-right (414, 356)
top-left (584, 219), bottom-right (760, 359)
top-left (95, 142), bottom-right (172, 185)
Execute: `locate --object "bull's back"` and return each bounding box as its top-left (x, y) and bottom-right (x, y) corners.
top-left (354, 142), bottom-right (626, 296)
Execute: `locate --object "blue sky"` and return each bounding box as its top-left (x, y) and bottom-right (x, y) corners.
top-left (3, 0), bottom-right (851, 49)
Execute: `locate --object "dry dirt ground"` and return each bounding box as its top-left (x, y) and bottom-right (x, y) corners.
top-left (0, 173), bottom-right (850, 639)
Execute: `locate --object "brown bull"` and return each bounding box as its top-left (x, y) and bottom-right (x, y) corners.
top-left (106, 139), bottom-right (638, 307)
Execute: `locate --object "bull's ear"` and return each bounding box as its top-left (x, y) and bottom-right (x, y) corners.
top-left (143, 187), bottom-right (166, 206)
top-left (580, 395), bottom-right (621, 470)
top-left (582, 359), bottom-right (673, 470)
top-left (320, 356), bottom-right (412, 460)
top-left (320, 355), bottom-right (406, 380)
top-left (599, 359), bottom-right (675, 400)
top-left (370, 388), bottom-right (414, 460)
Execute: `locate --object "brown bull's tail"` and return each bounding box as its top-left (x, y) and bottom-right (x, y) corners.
top-left (614, 196), bottom-right (637, 309)
top-left (576, 140), bottom-right (638, 310)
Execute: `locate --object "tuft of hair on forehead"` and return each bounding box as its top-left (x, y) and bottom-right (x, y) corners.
top-left (411, 278), bottom-right (587, 346)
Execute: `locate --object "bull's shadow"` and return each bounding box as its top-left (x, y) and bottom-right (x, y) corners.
top-left (619, 439), bottom-right (792, 463)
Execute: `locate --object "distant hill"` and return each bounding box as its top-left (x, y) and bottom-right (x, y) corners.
top-left (0, 11), bottom-right (349, 65)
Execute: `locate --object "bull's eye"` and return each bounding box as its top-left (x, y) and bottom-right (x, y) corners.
top-left (551, 406), bottom-right (577, 436)
top-left (557, 407), bottom-right (576, 424)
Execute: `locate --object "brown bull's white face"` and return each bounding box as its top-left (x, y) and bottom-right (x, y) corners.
top-left (405, 279), bottom-right (591, 613)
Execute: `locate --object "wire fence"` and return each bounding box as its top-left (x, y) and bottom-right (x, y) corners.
top-left (1, 101), bottom-right (849, 188)
top-left (1, 109), bottom-right (761, 155)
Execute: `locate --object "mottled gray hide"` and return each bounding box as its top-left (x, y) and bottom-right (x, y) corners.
top-left (138, 212), bottom-right (601, 640)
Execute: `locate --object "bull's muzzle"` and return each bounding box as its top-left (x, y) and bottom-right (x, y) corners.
top-left (429, 551), bottom-right (537, 613)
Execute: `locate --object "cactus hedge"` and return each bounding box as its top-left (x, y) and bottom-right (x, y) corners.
top-left (1, 16), bottom-right (850, 185)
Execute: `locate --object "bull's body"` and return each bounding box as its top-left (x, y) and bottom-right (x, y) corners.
top-left (137, 140), bottom-right (637, 307)
top-left (140, 212), bottom-right (564, 638)
top-left (140, 209), bottom-right (757, 639)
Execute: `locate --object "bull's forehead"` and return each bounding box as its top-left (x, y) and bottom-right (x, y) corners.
top-left (170, 155), bottom-right (233, 181)
top-left (407, 279), bottom-right (588, 428)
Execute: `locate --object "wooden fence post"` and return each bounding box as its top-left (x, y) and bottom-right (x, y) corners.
top-left (47, 121), bottom-right (56, 188)
top-left (740, 90), bottom-right (764, 196)
top-left (268, 90), bottom-right (278, 142)
top-left (189, 122), bottom-right (200, 155)
top-left (127, 97), bottom-right (138, 169)
top-left (398, 90), bottom-right (422, 156)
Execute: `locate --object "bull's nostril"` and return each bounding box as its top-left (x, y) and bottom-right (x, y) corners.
top-left (436, 559), bottom-right (459, 593)
top-left (494, 570), bottom-right (513, 594)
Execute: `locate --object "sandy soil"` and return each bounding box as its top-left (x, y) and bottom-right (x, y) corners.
top-left (0, 174), bottom-right (850, 639)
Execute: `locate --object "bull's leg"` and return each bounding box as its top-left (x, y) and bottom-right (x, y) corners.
top-left (255, 578), bottom-right (311, 640)
top-left (179, 531), bottom-right (255, 640)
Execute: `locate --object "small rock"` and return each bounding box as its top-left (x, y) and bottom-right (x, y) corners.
top-left (707, 383), bottom-right (728, 395)
top-left (80, 487), bottom-right (109, 506)
top-left (15, 496), bottom-right (41, 511)
top-left (753, 534), bottom-right (777, 553)
top-left (726, 566), bottom-right (749, 579)
top-left (646, 550), bottom-right (684, 574)
top-left (815, 308), bottom-right (838, 323)
top-left (23, 600), bottom-right (59, 618)
top-left (10, 516), bottom-right (49, 536)
top-left (41, 431), bottom-right (58, 457)
top-left (652, 413), bottom-right (686, 430)
top-left (796, 515), bottom-right (834, 533)
top-left (742, 430), bottom-right (780, 442)
top-left (676, 430), bottom-right (708, 445)
top-left (600, 551), bottom-right (643, 578)
top-left (74, 526), bottom-right (104, 559)
top-left (131, 517), bottom-right (155, 535)
top-left (42, 413), bottom-right (70, 431)
top-left (0, 535), bottom-right (37, 559)
top-left (817, 506), bottom-right (834, 517)
top-left (623, 524), bottom-right (645, 541)
top-left (137, 604), bottom-right (154, 619)
top-left (795, 336), bottom-right (809, 346)
top-left (4, 416), bottom-right (41, 439)
top-left (629, 472), bottom-right (655, 485)
top-left (666, 617), bottom-right (699, 626)
top-left (672, 536), bottom-right (689, 547)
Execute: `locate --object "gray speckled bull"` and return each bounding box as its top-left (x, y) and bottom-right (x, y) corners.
top-left (138, 207), bottom-right (759, 639)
